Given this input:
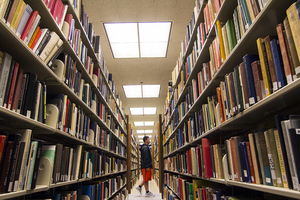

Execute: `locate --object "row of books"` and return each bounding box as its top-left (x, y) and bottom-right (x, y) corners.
top-left (165, 114), bottom-right (300, 192)
top-left (164, 173), bottom-right (276, 200)
top-left (2, 0), bottom-right (125, 126)
top-left (46, 92), bottom-right (127, 148)
top-left (30, 177), bottom-right (127, 200)
top-left (0, 53), bottom-right (46, 122)
top-left (0, 51), bottom-right (125, 144)
top-left (167, 0), bottom-right (286, 119)
top-left (164, 7), bottom-right (300, 139)
top-left (0, 129), bottom-right (128, 195)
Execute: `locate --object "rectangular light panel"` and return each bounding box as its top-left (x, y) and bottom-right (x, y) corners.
top-left (123, 85), bottom-right (142, 98)
top-left (144, 121), bottom-right (154, 126)
top-left (136, 130), bottom-right (145, 133)
top-left (142, 85), bottom-right (160, 98)
top-left (104, 22), bottom-right (171, 58)
top-left (134, 122), bottom-right (144, 126)
top-left (130, 108), bottom-right (143, 115)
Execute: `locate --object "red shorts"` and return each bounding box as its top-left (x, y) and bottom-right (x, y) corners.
top-left (142, 168), bottom-right (152, 182)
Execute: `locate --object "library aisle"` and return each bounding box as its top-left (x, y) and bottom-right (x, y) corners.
top-left (128, 175), bottom-right (162, 199)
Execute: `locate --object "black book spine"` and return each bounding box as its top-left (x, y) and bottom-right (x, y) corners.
top-left (12, 142), bottom-right (25, 191)
top-left (30, 80), bottom-right (40, 119)
top-left (35, 30), bottom-right (51, 56)
top-left (30, 140), bottom-right (43, 189)
top-left (0, 141), bottom-right (14, 194)
top-left (3, 0), bottom-right (14, 21)
top-left (3, 60), bottom-right (15, 107)
top-left (22, 73), bottom-right (37, 117)
top-left (6, 134), bottom-right (21, 193)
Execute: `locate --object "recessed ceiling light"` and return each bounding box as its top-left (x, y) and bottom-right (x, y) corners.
top-left (133, 121), bottom-right (155, 126)
top-left (104, 22), bottom-right (171, 58)
top-left (145, 121), bottom-right (155, 126)
top-left (139, 140), bottom-right (143, 142)
top-left (142, 85), bottom-right (160, 98)
top-left (134, 122), bottom-right (144, 126)
top-left (145, 130), bottom-right (153, 133)
top-left (123, 85), bottom-right (160, 98)
top-left (130, 108), bottom-right (144, 115)
top-left (123, 85), bottom-right (142, 98)
top-left (130, 107), bottom-right (157, 115)
top-left (137, 135), bottom-right (144, 138)
top-left (136, 130), bottom-right (145, 133)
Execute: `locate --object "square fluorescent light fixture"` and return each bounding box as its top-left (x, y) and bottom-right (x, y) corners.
top-left (136, 130), bottom-right (145, 133)
top-left (138, 135), bottom-right (144, 138)
top-left (145, 130), bottom-right (153, 133)
top-left (123, 85), bottom-right (142, 98)
top-left (130, 108), bottom-right (143, 115)
top-left (134, 122), bottom-right (144, 126)
top-left (139, 140), bottom-right (144, 142)
top-left (144, 121), bottom-right (155, 126)
top-left (143, 85), bottom-right (160, 98)
top-left (130, 107), bottom-right (157, 115)
top-left (134, 121), bottom-right (155, 126)
top-left (104, 22), bottom-right (171, 58)
top-left (143, 107), bottom-right (157, 114)
top-left (123, 85), bottom-right (160, 98)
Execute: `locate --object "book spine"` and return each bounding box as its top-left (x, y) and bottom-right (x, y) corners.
top-left (270, 39), bottom-right (286, 89)
top-left (276, 23), bottom-right (293, 84)
top-left (256, 38), bottom-right (271, 96)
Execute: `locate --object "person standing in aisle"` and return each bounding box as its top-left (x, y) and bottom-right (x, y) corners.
top-left (135, 136), bottom-right (155, 197)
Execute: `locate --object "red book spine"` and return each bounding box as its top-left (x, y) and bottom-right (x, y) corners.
top-left (11, 69), bottom-right (24, 111)
top-left (277, 23), bottom-right (293, 84)
top-left (0, 135), bottom-right (6, 162)
top-left (6, 62), bottom-right (19, 110)
top-left (30, 29), bottom-right (42, 50)
top-left (196, 146), bottom-right (202, 177)
top-left (246, 141), bottom-right (256, 183)
top-left (202, 138), bottom-right (212, 178)
top-left (20, 11), bottom-right (38, 42)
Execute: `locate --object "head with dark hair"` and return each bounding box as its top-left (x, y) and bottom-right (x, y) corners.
top-left (143, 136), bottom-right (149, 143)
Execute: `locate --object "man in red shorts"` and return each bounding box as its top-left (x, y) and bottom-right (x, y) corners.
top-left (135, 136), bottom-right (155, 197)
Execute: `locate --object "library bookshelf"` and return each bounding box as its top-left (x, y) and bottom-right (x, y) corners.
top-left (0, 0), bottom-right (129, 199)
top-left (162, 0), bottom-right (300, 199)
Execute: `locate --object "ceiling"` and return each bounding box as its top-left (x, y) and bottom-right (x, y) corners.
top-left (84, 0), bottom-right (196, 143)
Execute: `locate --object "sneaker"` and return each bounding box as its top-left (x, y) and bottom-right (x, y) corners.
top-left (145, 191), bottom-right (155, 197)
top-left (135, 185), bottom-right (142, 195)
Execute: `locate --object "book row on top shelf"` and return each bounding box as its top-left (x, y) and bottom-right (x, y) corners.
top-left (0, 0), bottom-right (128, 142)
top-left (162, 0), bottom-right (300, 199)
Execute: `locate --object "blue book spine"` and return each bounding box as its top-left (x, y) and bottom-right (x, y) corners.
top-left (238, 142), bottom-right (249, 182)
top-left (242, 142), bottom-right (252, 183)
top-left (270, 39), bottom-right (286, 89)
top-left (82, 185), bottom-right (92, 198)
top-left (243, 54), bottom-right (259, 106)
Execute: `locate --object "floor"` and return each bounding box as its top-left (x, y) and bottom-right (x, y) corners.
top-left (128, 175), bottom-right (163, 199)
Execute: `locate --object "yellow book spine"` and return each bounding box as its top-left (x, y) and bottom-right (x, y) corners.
top-left (10, 0), bottom-right (25, 31)
top-left (245, 0), bottom-right (255, 22)
top-left (216, 20), bottom-right (226, 63)
top-left (287, 3), bottom-right (300, 62)
top-left (273, 129), bottom-right (289, 188)
top-left (28, 26), bottom-right (40, 48)
top-left (256, 38), bottom-right (271, 96)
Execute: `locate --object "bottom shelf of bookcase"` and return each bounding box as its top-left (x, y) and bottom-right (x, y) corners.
top-left (165, 185), bottom-right (180, 199)
top-left (108, 184), bottom-right (127, 200)
top-left (0, 185), bottom-right (49, 200)
top-left (164, 170), bottom-right (300, 199)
